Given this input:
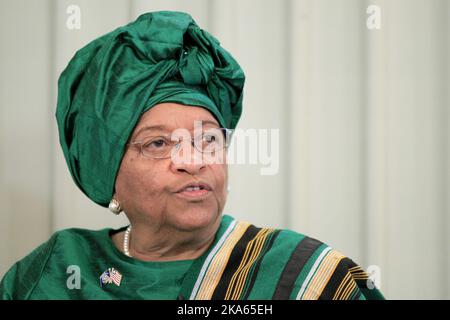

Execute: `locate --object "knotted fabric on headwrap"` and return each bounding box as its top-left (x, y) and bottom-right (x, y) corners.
top-left (56, 11), bottom-right (245, 207)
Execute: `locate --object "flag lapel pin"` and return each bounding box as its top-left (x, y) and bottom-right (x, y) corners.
top-left (100, 267), bottom-right (123, 287)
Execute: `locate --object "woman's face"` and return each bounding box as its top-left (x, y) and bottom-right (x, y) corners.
top-left (115, 103), bottom-right (228, 232)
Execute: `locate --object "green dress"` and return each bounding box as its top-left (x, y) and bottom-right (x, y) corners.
top-left (0, 215), bottom-right (384, 300)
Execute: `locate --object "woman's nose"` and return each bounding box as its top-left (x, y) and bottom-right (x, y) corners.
top-left (170, 140), bottom-right (206, 174)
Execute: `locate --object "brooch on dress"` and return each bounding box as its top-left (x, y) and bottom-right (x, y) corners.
top-left (99, 267), bottom-right (123, 287)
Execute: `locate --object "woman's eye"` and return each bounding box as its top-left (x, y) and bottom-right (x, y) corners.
top-left (204, 134), bottom-right (217, 143)
top-left (151, 140), bottom-right (165, 147)
top-left (145, 138), bottom-right (167, 148)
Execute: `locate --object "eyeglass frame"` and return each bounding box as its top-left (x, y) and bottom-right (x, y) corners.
top-left (127, 127), bottom-right (233, 160)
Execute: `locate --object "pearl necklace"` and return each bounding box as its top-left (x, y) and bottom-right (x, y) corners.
top-left (123, 225), bottom-right (132, 257)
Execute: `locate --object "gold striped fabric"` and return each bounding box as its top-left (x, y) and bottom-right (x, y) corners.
top-left (349, 265), bottom-right (370, 280)
top-left (195, 221), bottom-right (250, 299)
top-left (301, 249), bottom-right (346, 300)
top-left (224, 228), bottom-right (273, 300)
top-left (333, 272), bottom-right (357, 300)
top-left (333, 265), bottom-right (370, 299)
top-left (190, 218), bottom-right (379, 301)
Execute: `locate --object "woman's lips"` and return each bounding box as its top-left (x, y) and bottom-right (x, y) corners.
top-left (174, 181), bottom-right (213, 200)
top-left (175, 182), bottom-right (212, 193)
top-left (176, 188), bottom-right (211, 199)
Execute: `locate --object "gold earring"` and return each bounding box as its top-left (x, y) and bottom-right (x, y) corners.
top-left (108, 198), bottom-right (122, 215)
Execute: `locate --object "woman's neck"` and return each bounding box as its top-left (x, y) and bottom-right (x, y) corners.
top-left (111, 218), bottom-right (221, 261)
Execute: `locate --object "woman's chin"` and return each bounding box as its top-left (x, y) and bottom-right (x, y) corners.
top-left (171, 209), bottom-right (219, 232)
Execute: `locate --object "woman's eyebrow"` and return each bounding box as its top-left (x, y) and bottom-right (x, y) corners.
top-left (134, 125), bottom-right (168, 138)
top-left (201, 120), bottom-right (220, 127)
top-left (134, 120), bottom-right (220, 138)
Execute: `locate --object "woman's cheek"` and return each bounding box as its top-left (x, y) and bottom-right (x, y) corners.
top-left (213, 164), bottom-right (228, 201)
top-left (139, 166), bottom-right (169, 198)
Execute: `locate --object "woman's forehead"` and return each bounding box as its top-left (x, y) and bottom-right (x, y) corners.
top-left (133, 103), bottom-right (220, 136)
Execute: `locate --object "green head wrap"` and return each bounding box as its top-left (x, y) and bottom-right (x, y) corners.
top-left (56, 11), bottom-right (245, 207)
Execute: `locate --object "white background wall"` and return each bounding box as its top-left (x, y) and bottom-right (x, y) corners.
top-left (0, 0), bottom-right (449, 299)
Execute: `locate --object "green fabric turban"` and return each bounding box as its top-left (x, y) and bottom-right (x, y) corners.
top-left (56, 11), bottom-right (245, 207)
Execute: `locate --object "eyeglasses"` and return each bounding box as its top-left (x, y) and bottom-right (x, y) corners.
top-left (128, 128), bottom-right (233, 159)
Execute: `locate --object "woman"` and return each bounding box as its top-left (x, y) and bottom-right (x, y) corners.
top-left (0, 11), bottom-right (384, 300)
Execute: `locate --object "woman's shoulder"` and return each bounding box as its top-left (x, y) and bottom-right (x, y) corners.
top-left (0, 227), bottom-right (113, 300)
top-left (51, 227), bottom-right (112, 243)
top-left (20, 227), bottom-right (111, 257)
top-left (233, 217), bottom-right (350, 264)
top-left (229, 216), bottom-right (326, 253)
top-left (13, 227), bottom-right (114, 265)
top-left (226, 216), bottom-right (385, 300)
